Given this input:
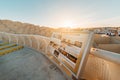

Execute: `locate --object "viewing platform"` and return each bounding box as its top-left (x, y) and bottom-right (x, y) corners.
top-left (0, 45), bottom-right (66, 80)
top-left (0, 32), bottom-right (120, 80)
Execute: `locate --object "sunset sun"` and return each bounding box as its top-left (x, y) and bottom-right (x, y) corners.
top-left (63, 20), bottom-right (77, 28)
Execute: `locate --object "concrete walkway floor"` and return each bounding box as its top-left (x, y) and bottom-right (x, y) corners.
top-left (0, 48), bottom-right (66, 80)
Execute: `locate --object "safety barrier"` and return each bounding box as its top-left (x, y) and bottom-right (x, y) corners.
top-left (80, 47), bottom-right (120, 80)
top-left (0, 32), bottom-right (120, 80)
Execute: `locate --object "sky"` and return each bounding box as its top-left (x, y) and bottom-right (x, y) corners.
top-left (0, 0), bottom-right (120, 28)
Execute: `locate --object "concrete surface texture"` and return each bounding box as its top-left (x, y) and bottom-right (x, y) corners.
top-left (0, 47), bottom-right (66, 80)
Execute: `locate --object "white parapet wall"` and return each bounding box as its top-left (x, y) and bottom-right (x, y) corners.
top-left (0, 32), bottom-right (50, 54)
top-left (86, 48), bottom-right (120, 80)
top-left (0, 32), bottom-right (120, 80)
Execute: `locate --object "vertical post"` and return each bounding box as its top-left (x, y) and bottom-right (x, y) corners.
top-left (0, 32), bottom-right (1, 40)
top-left (8, 35), bottom-right (11, 43)
top-left (22, 36), bottom-right (25, 45)
top-left (77, 32), bottom-right (94, 79)
top-left (34, 35), bottom-right (40, 50)
top-left (5, 33), bottom-right (10, 43)
top-left (29, 36), bottom-right (32, 47)
top-left (16, 35), bottom-right (19, 44)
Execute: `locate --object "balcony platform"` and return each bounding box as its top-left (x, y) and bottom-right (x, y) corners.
top-left (0, 47), bottom-right (66, 80)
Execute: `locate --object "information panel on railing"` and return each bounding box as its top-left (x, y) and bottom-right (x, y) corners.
top-left (48, 32), bottom-right (94, 79)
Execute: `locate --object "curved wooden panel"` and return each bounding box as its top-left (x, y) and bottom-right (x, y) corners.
top-left (9, 35), bottom-right (17, 44)
top-left (30, 36), bottom-right (38, 49)
top-left (1, 33), bottom-right (9, 42)
top-left (24, 36), bottom-right (31, 47)
top-left (18, 36), bottom-right (25, 45)
top-left (38, 38), bottom-right (46, 53)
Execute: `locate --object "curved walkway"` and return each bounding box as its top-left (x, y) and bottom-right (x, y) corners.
top-left (0, 47), bottom-right (66, 80)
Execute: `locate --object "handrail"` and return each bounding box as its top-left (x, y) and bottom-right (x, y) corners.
top-left (0, 32), bottom-right (50, 40)
top-left (0, 32), bottom-right (120, 65)
top-left (91, 48), bottom-right (120, 64)
top-left (0, 31), bottom-right (120, 80)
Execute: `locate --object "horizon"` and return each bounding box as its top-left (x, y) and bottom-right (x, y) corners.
top-left (1, 19), bottom-right (120, 29)
top-left (0, 0), bottom-right (120, 28)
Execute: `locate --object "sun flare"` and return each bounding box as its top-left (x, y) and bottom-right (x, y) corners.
top-left (63, 20), bottom-right (76, 28)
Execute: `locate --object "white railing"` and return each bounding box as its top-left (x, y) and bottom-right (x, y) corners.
top-left (83, 48), bottom-right (120, 80)
top-left (0, 32), bottom-right (120, 80)
top-left (0, 32), bottom-right (50, 53)
top-left (84, 55), bottom-right (120, 80)
top-left (91, 48), bottom-right (120, 64)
